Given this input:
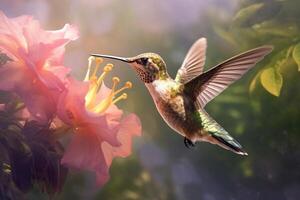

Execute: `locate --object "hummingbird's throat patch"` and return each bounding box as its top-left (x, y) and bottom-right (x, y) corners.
top-left (135, 68), bottom-right (156, 83)
top-left (84, 56), bottom-right (132, 114)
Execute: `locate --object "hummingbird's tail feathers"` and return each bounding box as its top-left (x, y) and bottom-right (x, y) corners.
top-left (211, 134), bottom-right (248, 156)
top-left (197, 109), bottom-right (248, 155)
top-left (184, 45), bottom-right (273, 108)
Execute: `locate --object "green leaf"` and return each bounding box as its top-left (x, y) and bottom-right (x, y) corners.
top-left (233, 3), bottom-right (264, 26)
top-left (252, 21), bottom-right (299, 38)
top-left (260, 68), bottom-right (283, 96)
top-left (214, 26), bottom-right (237, 47)
top-left (249, 72), bottom-right (261, 94)
top-left (275, 47), bottom-right (293, 69)
top-left (292, 43), bottom-right (300, 71)
top-left (257, 47), bottom-right (292, 96)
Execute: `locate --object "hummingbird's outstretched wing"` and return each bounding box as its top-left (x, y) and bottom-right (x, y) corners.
top-left (175, 38), bottom-right (207, 84)
top-left (184, 46), bottom-right (273, 108)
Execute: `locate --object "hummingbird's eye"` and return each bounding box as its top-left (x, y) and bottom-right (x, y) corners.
top-left (140, 57), bottom-right (148, 65)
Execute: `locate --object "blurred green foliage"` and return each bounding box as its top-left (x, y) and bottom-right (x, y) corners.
top-left (215, 0), bottom-right (300, 97)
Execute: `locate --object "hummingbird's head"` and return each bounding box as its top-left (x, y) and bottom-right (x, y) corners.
top-left (129, 53), bottom-right (169, 83)
top-left (90, 53), bottom-right (168, 83)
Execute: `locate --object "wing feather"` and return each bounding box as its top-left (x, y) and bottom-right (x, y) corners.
top-left (184, 46), bottom-right (273, 108)
top-left (175, 38), bottom-right (207, 84)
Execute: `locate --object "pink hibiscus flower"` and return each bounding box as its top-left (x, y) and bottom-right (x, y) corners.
top-left (0, 11), bottom-right (79, 123)
top-left (57, 57), bottom-right (142, 186)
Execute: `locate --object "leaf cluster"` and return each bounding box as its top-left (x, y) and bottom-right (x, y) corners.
top-left (215, 0), bottom-right (300, 96)
top-left (0, 92), bottom-right (68, 199)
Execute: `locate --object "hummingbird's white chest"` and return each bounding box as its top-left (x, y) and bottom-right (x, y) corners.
top-left (146, 79), bottom-right (179, 102)
top-left (146, 79), bottom-right (187, 135)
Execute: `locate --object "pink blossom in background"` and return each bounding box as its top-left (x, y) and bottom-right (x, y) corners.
top-left (57, 60), bottom-right (141, 186)
top-left (0, 11), bottom-right (78, 123)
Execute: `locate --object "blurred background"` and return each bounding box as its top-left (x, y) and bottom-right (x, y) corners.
top-left (1, 0), bottom-right (300, 199)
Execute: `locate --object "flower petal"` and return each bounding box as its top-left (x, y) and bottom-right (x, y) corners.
top-left (102, 113), bottom-right (142, 168)
top-left (61, 129), bottom-right (110, 187)
top-left (62, 130), bottom-right (104, 170)
top-left (46, 65), bottom-right (71, 83)
top-left (0, 12), bottom-right (28, 53)
top-left (15, 76), bottom-right (58, 123)
top-left (0, 62), bottom-right (22, 91)
top-left (116, 113), bottom-right (142, 156)
top-left (57, 77), bottom-right (89, 125)
top-left (0, 12), bottom-right (78, 122)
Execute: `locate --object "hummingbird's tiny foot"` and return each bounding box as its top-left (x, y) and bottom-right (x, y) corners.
top-left (184, 137), bottom-right (195, 148)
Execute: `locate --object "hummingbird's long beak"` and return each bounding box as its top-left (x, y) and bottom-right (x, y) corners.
top-left (90, 54), bottom-right (133, 63)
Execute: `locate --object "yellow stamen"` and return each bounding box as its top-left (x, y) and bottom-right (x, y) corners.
top-left (91, 58), bottom-right (103, 77)
top-left (85, 81), bottom-right (98, 109)
top-left (84, 56), bottom-right (95, 81)
top-left (112, 93), bottom-right (128, 104)
top-left (92, 77), bottom-right (119, 113)
top-left (83, 57), bottom-right (133, 114)
top-left (96, 63), bottom-right (113, 87)
top-left (113, 81), bottom-right (132, 96)
top-left (85, 62), bottom-right (113, 109)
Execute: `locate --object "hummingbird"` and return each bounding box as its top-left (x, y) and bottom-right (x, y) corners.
top-left (91, 38), bottom-right (273, 155)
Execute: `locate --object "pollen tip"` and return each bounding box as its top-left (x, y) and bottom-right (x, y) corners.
top-left (95, 57), bottom-right (103, 64)
top-left (121, 93), bottom-right (128, 99)
top-left (88, 56), bottom-right (95, 62)
top-left (104, 64), bottom-right (113, 72)
top-left (90, 76), bottom-right (97, 82)
top-left (112, 77), bottom-right (120, 83)
top-left (125, 81), bottom-right (132, 88)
